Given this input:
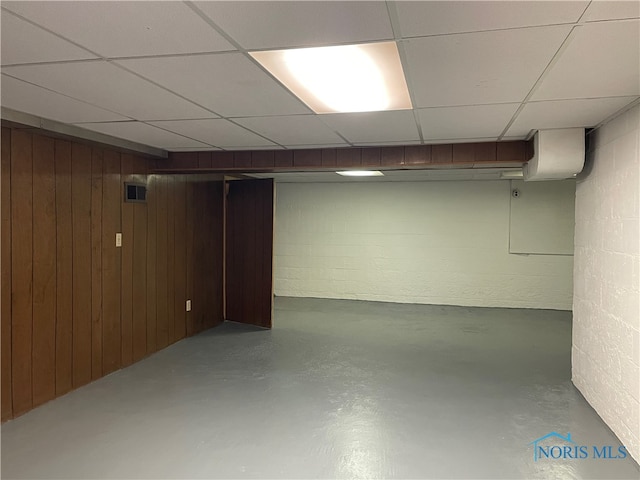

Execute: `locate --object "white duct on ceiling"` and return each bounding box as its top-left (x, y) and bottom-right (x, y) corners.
top-left (523, 128), bottom-right (585, 181)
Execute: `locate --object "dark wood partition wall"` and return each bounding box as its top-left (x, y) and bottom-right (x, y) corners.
top-left (0, 126), bottom-right (224, 421)
top-left (192, 180), bottom-right (225, 334)
top-left (1, 128), bottom-right (12, 420)
top-left (226, 179), bottom-right (275, 329)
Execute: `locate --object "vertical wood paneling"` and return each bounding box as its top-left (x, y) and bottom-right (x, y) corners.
top-left (233, 152), bottom-right (252, 169)
top-left (361, 148), bottom-right (381, 167)
top-left (120, 156), bottom-right (134, 366)
top-left (381, 147), bottom-right (404, 166)
top-left (146, 175), bottom-right (158, 354)
top-left (185, 179), bottom-right (195, 336)
top-left (293, 150), bottom-right (321, 167)
top-left (274, 150), bottom-right (293, 168)
top-left (336, 148), bottom-right (361, 167)
top-left (212, 152), bottom-right (233, 168)
top-left (166, 176), bottom-right (176, 342)
top-left (204, 181), bottom-right (224, 329)
top-left (71, 143), bottom-right (92, 388)
top-left (31, 135), bottom-right (56, 407)
top-left (202, 182), bottom-right (213, 329)
top-left (167, 152), bottom-right (198, 170)
top-left (213, 181), bottom-right (225, 327)
top-left (197, 182), bottom-right (210, 331)
top-left (10, 129), bottom-right (33, 415)
top-left (252, 151), bottom-right (275, 169)
top-left (452, 143), bottom-right (474, 164)
top-left (163, 141), bottom-right (531, 173)
top-left (261, 181), bottom-right (274, 327)
top-left (156, 176), bottom-right (169, 348)
top-left (192, 182), bottom-right (205, 332)
top-left (226, 179), bottom-right (273, 328)
top-left (321, 149), bottom-right (337, 168)
top-left (1, 127), bottom-right (12, 420)
top-left (173, 177), bottom-right (187, 340)
top-left (224, 182), bottom-right (237, 325)
top-left (497, 141), bottom-right (527, 162)
top-left (132, 157), bottom-right (148, 362)
top-left (432, 144), bottom-right (453, 164)
top-left (1, 127), bottom-right (226, 421)
top-left (472, 142), bottom-right (497, 162)
top-left (197, 152), bottom-right (212, 169)
top-left (405, 145), bottom-right (431, 166)
top-left (90, 148), bottom-right (103, 380)
top-left (102, 150), bottom-right (121, 375)
top-left (54, 140), bottom-right (73, 395)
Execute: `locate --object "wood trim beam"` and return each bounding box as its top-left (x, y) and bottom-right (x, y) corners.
top-left (155, 141), bottom-right (532, 174)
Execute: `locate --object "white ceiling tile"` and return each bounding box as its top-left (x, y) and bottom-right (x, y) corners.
top-left (1, 2), bottom-right (637, 149)
top-left (194, 1), bottom-right (393, 49)
top-left (321, 111), bottom-right (420, 143)
top-left (583, 1), bottom-right (640, 21)
top-left (394, 1), bottom-right (587, 37)
top-left (1, 1), bottom-right (233, 57)
top-left (3, 60), bottom-right (215, 120)
top-left (404, 25), bottom-right (571, 107)
top-left (234, 115), bottom-right (344, 145)
top-left (1, 74), bottom-right (128, 123)
top-left (148, 119), bottom-right (277, 149)
top-left (533, 20), bottom-right (640, 101)
top-left (506, 97), bottom-right (638, 137)
top-left (418, 104), bottom-right (519, 140)
top-left (117, 53), bottom-right (309, 117)
top-left (77, 122), bottom-right (209, 149)
top-left (0, 10), bottom-right (96, 65)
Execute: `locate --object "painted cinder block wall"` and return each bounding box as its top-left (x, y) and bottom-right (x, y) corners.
top-left (274, 180), bottom-right (573, 310)
top-left (572, 104), bottom-right (640, 463)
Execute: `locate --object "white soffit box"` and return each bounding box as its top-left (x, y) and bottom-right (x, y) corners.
top-left (523, 128), bottom-right (585, 181)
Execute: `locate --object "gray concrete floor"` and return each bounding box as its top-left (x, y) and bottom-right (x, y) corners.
top-left (1, 297), bottom-right (638, 479)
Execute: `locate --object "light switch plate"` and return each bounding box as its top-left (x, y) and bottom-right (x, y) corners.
top-left (186, 300), bottom-right (192, 312)
top-left (115, 233), bottom-right (122, 247)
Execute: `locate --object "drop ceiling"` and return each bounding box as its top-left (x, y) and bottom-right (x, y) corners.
top-left (1, 1), bottom-right (638, 153)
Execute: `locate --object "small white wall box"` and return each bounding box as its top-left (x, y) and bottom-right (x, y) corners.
top-left (523, 128), bottom-right (585, 181)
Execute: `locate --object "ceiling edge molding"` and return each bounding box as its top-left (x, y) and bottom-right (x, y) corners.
top-left (0, 107), bottom-right (168, 158)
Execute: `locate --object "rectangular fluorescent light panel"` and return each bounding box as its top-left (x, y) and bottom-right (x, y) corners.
top-left (250, 42), bottom-right (412, 114)
top-left (336, 170), bottom-right (384, 177)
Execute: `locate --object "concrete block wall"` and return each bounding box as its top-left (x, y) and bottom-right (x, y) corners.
top-left (275, 180), bottom-right (574, 310)
top-left (572, 104), bottom-right (640, 463)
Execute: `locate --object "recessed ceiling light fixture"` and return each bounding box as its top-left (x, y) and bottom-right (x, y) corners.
top-left (336, 170), bottom-right (384, 177)
top-left (250, 42), bottom-right (412, 114)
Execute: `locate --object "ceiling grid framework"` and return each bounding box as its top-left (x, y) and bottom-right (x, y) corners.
top-left (385, 0), bottom-right (426, 144)
top-left (0, 1), bottom-right (638, 153)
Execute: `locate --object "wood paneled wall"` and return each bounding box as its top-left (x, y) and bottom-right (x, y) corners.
top-left (226, 179), bottom-right (274, 329)
top-left (1, 126), bottom-right (223, 421)
top-left (157, 141), bottom-right (533, 173)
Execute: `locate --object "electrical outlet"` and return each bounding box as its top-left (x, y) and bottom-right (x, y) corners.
top-left (115, 233), bottom-right (122, 247)
top-left (186, 300), bottom-right (191, 312)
